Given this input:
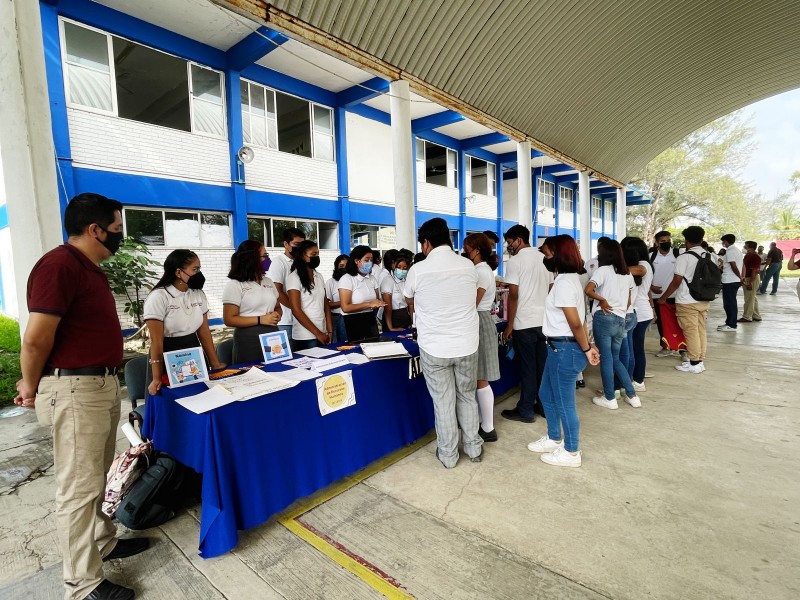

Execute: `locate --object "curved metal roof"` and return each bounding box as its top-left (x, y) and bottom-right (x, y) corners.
top-left (223, 0), bottom-right (800, 185)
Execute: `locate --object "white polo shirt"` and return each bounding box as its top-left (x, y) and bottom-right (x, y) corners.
top-left (380, 273), bottom-right (408, 310)
top-left (285, 270), bottom-right (327, 340)
top-left (267, 253), bottom-right (294, 326)
top-left (476, 262), bottom-right (496, 312)
top-left (325, 277), bottom-right (343, 315)
top-left (221, 277), bottom-right (279, 317)
top-left (503, 246), bottom-right (553, 330)
top-left (143, 286), bottom-right (208, 337)
top-left (589, 265), bottom-right (634, 319)
top-left (338, 273), bottom-right (379, 313)
top-left (673, 249), bottom-right (705, 305)
top-left (543, 273), bottom-right (585, 337)
top-left (721, 245), bottom-right (744, 284)
top-left (404, 246), bottom-right (479, 358)
top-left (634, 261), bottom-right (655, 321)
top-left (651, 250), bottom-right (678, 299)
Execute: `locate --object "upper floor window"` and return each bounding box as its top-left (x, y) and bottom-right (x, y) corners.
top-left (249, 216), bottom-right (339, 250)
top-left (466, 156), bottom-right (496, 196)
top-left (591, 197), bottom-right (602, 220)
top-left (240, 80), bottom-right (334, 161)
top-left (538, 179), bottom-right (555, 209)
top-left (559, 186), bottom-right (574, 213)
top-left (60, 19), bottom-right (225, 137)
top-left (124, 208), bottom-right (232, 247)
top-left (415, 138), bottom-right (458, 189)
top-left (605, 200), bottom-right (615, 221)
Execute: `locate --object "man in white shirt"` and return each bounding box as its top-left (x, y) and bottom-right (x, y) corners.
top-left (500, 224), bottom-right (553, 423)
top-left (650, 230), bottom-right (683, 358)
top-left (583, 236), bottom-right (610, 279)
top-left (267, 227), bottom-right (305, 341)
top-left (718, 234), bottom-right (744, 332)
top-left (657, 226), bottom-right (709, 374)
top-left (405, 218), bottom-right (482, 468)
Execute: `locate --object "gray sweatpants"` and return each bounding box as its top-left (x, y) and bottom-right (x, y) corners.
top-left (419, 349), bottom-right (482, 466)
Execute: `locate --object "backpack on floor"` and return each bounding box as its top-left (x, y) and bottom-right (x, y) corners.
top-left (115, 452), bottom-right (200, 530)
top-left (684, 250), bottom-right (722, 301)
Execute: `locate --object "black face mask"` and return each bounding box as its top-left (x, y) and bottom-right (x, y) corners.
top-left (308, 256), bottom-right (321, 269)
top-left (659, 241), bottom-right (672, 252)
top-left (334, 267), bottom-right (346, 279)
top-left (186, 272), bottom-right (205, 290)
top-left (98, 226), bottom-right (123, 255)
top-left (543, 256), bottom-right (556, 272)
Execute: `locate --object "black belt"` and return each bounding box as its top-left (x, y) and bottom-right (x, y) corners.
top-left (546, 336), bottom-right (576, 343)
top-left (43, 366), bottom-right (119, 377)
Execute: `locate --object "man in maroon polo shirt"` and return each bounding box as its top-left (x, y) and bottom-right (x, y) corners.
top-left (14, 194), bottom-right (150, 600)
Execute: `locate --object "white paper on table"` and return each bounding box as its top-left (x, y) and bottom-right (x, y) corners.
top-left (359, 342), bottom-right (411, 359)
top-left (278, 368), bottom-right (323, 382)
top-left (207, 366), bottom-right (299, 401)
top-left (345, 353), bottom-right (370, 365)
top-left (295, 347), bottom-right (340, 358)
top-left (283, 357), bottom-right (315, 369)
top-left (175, 387), bottom-right (237, 414)
top-left (309, 354), bottom-right (350, 372)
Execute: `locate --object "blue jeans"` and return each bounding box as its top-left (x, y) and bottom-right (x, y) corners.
top-left (592, 312), bottom-right (635, 399)
top-left (759, 263), bottom-right (781, 293)
top-left (722, 282), bottom-right (741, 328)
top-left (512, 326), bottom-right (547, 419)
top-left (539, 342), bottom-right (587, 452)
top-left (631, 319), bottom-right (650, 383)
top-left (292, 338), bottom-right (319, 351)
top-left (615, 312), bottom-right (637, 389)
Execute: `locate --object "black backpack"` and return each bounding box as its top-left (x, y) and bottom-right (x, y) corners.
top-left (684, 250), bottom-right (722, 302)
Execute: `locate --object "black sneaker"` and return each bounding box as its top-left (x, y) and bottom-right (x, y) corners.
top-left (103, 537), bottom-right (151, 561)
top-left (576, 379), bottom-right (586, 389)
top-left (83, 580), bottom-right (135, 600)
top-left (501, 408), bottom-right (534, 423)
top-left (533, 401), bottom-right (547, 418)
top-left (479, 427), bottom-right (498, 442)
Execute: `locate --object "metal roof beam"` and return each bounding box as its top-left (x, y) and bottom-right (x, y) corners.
top-left (336, 77), bottom-right (390, 107)
top-left (460, 132), bottom-right (509, 151)
top-left (227, 27), bottom-right (288, 71)
top-left (411, 110), bottom-right (465, 133)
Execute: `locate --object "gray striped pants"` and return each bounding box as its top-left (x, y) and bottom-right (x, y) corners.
top-left (419, 349), bottom-right (482, 466)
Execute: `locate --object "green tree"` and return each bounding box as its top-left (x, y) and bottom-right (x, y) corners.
top-left (102, 237), bottom-right (160, 331)
top-left (627, 112), bottom-right (765, 243)
top-left (769, 206), bottom-right (800, 240)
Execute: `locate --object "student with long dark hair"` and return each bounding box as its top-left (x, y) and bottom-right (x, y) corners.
top-left (338, 245), bottom-right (384, 339)
top-left (222, 240), bottom-right (282, 363)
top-left (528, 235), bottom-right (599, 467)
top-left (381, 254), bottom-right (412, 331)
top-left (621, 236), bottom-right (654, 390)
top-left (144, 249), bottom-right (224, 394)
top-left (286, 240), bottom-right (332, 350)
top-left (585, 240), bottom-right (641, 410)
top-left (326, 254), bottom-right (349, 343)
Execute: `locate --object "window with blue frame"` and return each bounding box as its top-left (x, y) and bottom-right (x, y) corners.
top-left (591, 197), bottom-right (602, 221)
top-left (559, 186), bottom-right (574, 213)
top-left (240, 79), bottom-right (334, 161)
top-left (466, 156), bottom-right (496, 196)
top-left (604, 200), bottom-right (615, 224)
top-left (60, 19), bottom-right (225, 137)
top-left (537, 179), bottom-right (555, 209)
top-left (415, 138), bottom-right (458, 189)
top-left (249, 217), bottom-right (339, 250)
top-left (124, 208), bottom-right (232, 247)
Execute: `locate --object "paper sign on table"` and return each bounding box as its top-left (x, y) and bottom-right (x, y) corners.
top-left (278, 368), bottom-right (322, 382)
top-left (345, 353), bottom-right (370, 365)
top-left (164, 347), bottom-right (209, 388)
top-left (316, 370), bottom-right (356, 416)
top-left (259, 330), bottom-right (292, 364)
top-left (175, 387), bottom-right (237, 414)
top-left (208, 366), bottom-right (298, 401)
top-left (284, 357), bottom-right (315, 369)
top-left (309, 354), bottom-right (350, 372)
top-left (295, 347), bottom-right (340, 358)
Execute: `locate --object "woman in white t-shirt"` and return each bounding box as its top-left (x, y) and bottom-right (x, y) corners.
top-left (463, 233), bottom-right (501, 442)
top-left (286, 240), bottom-right (332, 350)
top-left (380, 254), bottom-right (412, 331)
top-left (585, 239), bottom-right (641, 410)
top-left (143, 249), bottom-right (224, 395)
top-left (338, 245), bottom-right (385, 341)
top-left (622, 237), bottom-right (655, 389)
top-left (325, 254), bottom-right (349, 343)
top-left (527, 235), bottom-right (599, 468)
top-left (222, 240), bottom-right (282, 364)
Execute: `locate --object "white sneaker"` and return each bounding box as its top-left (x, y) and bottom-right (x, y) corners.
top-left (527, 436), bottom-right (564, 453)
top-left (594, 389), bottom-right (621, 399)
top-left (540, 446), bottom-right (582, 468)
top-left (697, 362), bottom-right (706, 372)
top-left (625, 394), bottom-right (642, 408)
top-left (654, 349), bottom-right (674, 358)
top-left (643, 372), bottom-right (654, 379)
top-left (717, 325), bottom-right (737, 332)
top-left (632, 381), bottom-right (646, 392)
top-left (675, 362), bottom-right (703, 373)
top-left (592, 395), bottom-right (619, 409)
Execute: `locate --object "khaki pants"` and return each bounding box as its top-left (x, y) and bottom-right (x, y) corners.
top-left (676, 302), bottom-right (709, 362)
top-left (742, 275), bottom-right (761, 319)
top-left (35, 374), bottom-right (121, 600)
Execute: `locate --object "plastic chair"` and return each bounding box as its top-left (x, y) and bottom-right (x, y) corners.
top-left (217, 338), bottom-right (234, 365)
top-left (124, 355), bottom-right (149, 409)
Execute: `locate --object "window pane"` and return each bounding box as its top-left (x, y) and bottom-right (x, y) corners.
top-left (296, 220), bottom-right (317, 242)
top-left (200, 213), bottom-right (232, 247)
top-left (267, 118), bottom-right (278, 150)
top-left (318, 221), bottom-right (339, 250)
top-left (425, 142), bottom-right (446, 187)
top-left (251, 84), bottom-right (266, 117)
top-left (250, 115), bottom-right (268, 147)
top-left (192, 98), bottom-right (224, 137)
top-left (240, 80), bottom-right (249, 108)
top-left (242, 111), bottom-right (252, 144)
top-left (312, 105), bottom-right (332, 135)
top-left (191, 65), bottom-right (222, 104)
top-left (447, 149), bottom-right (458, 189)
top-left (350, 224), bottom-right (377, 248)
top-left (266, 89), bottom-right (275, 115)
top-left (247, 218), bottom-right (265, 246)
top-left (276, 91), bottom-right (311, 157)
top-left (272, 219), bottom-right (296, 247)
top-left (113, 38), bottom-right (190, 131)
top-left (165, 212), bottom-right (200, 247)
top-left (313, 133), bottom-right (334, 161)
top-left (67, 66), bottom-right (112, 111)
top-left (64, 22), bottom-right (109, 72)
top-left (125, 209), bottom-right (163, 245)
top-left (470, 157), bottom-right (488, 196)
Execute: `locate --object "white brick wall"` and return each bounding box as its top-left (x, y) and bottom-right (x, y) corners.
top-left (417, 182), bottom-right (458, 215)
top-left (245, 149), bottom-right (338, 200)
top-left (466, 192), bottom-right (497, 219)
top-left (68, 109), bottom-right (230, 185)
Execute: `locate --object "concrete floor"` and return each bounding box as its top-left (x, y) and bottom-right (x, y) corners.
top-left (1, 281), bottom-right (798, 599)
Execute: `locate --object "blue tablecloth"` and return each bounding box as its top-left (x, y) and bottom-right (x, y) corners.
top-left (143, 333), bottom-right (518, 558)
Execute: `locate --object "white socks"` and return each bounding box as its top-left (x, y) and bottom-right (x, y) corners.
top-left (476, 386), bottom-right (495, 432)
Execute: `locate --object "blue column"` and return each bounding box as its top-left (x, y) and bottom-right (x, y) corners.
top-left (335, 107), bottom-right (350, 253)
top-left (457, 150), bottom-right (467, 249)
top-left (225, 70), bottom-right (248, 247)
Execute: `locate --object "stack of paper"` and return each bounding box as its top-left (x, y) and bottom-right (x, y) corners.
top-left (207, 366), bottom-right (299, 401)
top-left (359, 342), bottom-right (411, 360)
top-left (295, 347), bottom-right (340, 358)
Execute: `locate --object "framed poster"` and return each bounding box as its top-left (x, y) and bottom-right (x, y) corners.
top-left (259, 329), bottom-right (293, 364)
top-left (163, 347), bottom-right (209, 388)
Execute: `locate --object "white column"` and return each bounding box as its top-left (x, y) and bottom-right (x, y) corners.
top-left (578, 170), bottom-right (591, 259)
top-left (516, 141), bottom-right (532, 231)
top-left (616, 186), bottom-right (627, 240)
top-left (390, 80), bottom-right (416, 250)
top-left (0, 0), bottom-right (63, 330)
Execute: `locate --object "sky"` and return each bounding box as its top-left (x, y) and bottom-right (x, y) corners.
top-left (739, 87), bottom-right (800, 205)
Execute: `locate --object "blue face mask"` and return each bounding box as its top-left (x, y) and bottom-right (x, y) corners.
top-left (394, 268), bottom-right (407, 281)
top-left (359, 261), bottom-right (373, 275)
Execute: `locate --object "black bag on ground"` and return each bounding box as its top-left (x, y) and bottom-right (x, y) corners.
top-left (115, 450), bottom-right (201, 530)
top-left (684, 250), bottom-right (722, 301)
